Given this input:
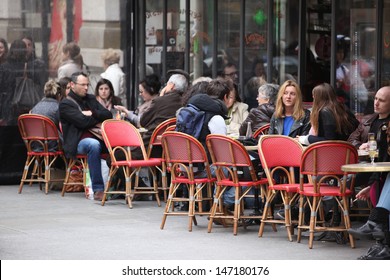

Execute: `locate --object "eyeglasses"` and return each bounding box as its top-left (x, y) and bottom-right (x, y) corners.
top-left (224, 71), bottom-right (238, 77)
top-left (75, 83), bottom-right (90, 87)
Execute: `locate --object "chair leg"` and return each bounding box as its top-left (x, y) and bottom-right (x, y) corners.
top-left (208, 186), bottom-right (223, 233)
top-left (188, 184), bottom-right (195, 232)
top-left (18, 155), bottom-right (34, 194)
top-left (297, 195), bottom-right (305, 243)
top-left (308, 197), bottom-right (318, 249)
top-left (160, 182), bottom-right (177, 230)
top-left (44, 155), bottom-right (50, 194)
top-left (258, 190), bottom-right (277, 237)
top-left (342, 197), bottom-right (355, 248)
top-left (102, 167), bottom-right (116, 206)
top-left (151, 167), bottom-right (161, 207)
top-left (125, 167), bottom-right (133, 209)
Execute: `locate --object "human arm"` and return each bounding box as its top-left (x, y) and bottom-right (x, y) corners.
top-left (208, 115), bottom-right (227, 135)
top-left (347, 122), bottom-right (366, 149)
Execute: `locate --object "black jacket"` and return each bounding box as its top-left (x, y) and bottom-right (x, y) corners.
top-left (239, 103), bottom-right (275, 136)
top-left (59, 91), bottom-right (112, 158)
top-left (187, 93), bottom-right (228, 142)
top-left (269, 109), bottom-right (311, 138)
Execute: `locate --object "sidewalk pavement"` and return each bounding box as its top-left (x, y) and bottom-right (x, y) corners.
top-left (0, 184), bottom-right (373, 260)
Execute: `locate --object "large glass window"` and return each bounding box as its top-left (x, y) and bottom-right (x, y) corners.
top-left (382, 0), bottom-right (390, 87)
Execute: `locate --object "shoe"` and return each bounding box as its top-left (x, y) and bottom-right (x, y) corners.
top-left (368, 245), bottom-right (390, 260)
top-left (358, 242), bottom-right (385, 260)
top-left (348, 220), bottom-right (385, 240)
top-left (359, 243), bottom-right (390, 260)
top-left (93, 191), bottom-right (104, 201)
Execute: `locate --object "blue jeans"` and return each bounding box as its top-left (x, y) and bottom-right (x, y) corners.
top-left (377, 173), bottom-right (390, 212)
top-left (77, 138), bottom-right (104, 192)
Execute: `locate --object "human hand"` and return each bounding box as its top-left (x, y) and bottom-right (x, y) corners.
top-left (355, 186), bottom-right (371, 201)
top-left (113, 105), bottom-right (129, 114)
top-left (359, 143), bottom-right (369, 150)
top-left (82, 110), bottom-right (92, 116)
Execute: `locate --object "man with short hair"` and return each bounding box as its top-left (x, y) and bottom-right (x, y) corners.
top-left (348, 86), bottom-right (390, 199)
top-left (348, 86), bottom-right (390, 150)
top-left (221, 62), bottom-right (239, 84)
top-left (59, 72), bottom-right (112, 200)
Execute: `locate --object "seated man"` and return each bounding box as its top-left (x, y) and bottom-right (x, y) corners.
top-left (348, 86), bottom-right (390, 196)
top-left (348, 117), bottom-right (390, 260)
top-left (59, 72), bottom-right (112, 201)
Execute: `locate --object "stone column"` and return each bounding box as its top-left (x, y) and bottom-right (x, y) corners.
top-left (78, 0), bottom-right (122, 70)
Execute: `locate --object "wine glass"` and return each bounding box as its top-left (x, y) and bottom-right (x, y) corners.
top-left (368, 149), bottom-right (377, 164)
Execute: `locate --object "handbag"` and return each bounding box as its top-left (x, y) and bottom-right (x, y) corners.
top-left (66, 96), bottom-right (103, 140)
top-left (88, 123), bottom-right (103, 140)
top-left (12, 63), bottom-right (41, 109)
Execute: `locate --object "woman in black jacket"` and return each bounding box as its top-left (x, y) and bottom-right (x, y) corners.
top-left (298, 83), bottom-right (358, 145)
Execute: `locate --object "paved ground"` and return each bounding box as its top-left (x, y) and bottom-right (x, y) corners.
top-left (0, 184), bottom-right (374, 260)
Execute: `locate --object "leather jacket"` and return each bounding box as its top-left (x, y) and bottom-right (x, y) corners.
top-left (347, 113), bottom-right (378, 149)
top-left (239, 103), bottom-right (274, 136)
top-left (269, 109), bottom-right (311, 137)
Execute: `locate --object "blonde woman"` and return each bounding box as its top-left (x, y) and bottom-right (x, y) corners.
top-left (100, 48), bottom-right (126, 107)
top-left (269, 80), bottom-right (311, 137)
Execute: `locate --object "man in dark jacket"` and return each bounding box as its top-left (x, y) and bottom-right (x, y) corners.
top-left (347, 87), bottom-right (390, 192)
top-left (59, 72), bottom-right (112, 200)
top-left (348, 87), bottom-right (390, 150)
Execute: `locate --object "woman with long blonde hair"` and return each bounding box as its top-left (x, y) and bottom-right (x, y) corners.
top-left (269, 80), bottom-right (311, 137)
top-left (298, 83), bottom-right (358, 145)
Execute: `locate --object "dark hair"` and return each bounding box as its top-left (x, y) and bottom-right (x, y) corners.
top-left (95, 78), bottom-right (115, 98)
top-left (22, 35), bottom-right (37, 60)
top-left (311, 83), bottom-right (354, 135)
top-left (182, 81), bottom-right (210, 106)
top-left (206, 77), bottom-right (234, 98)
top-left (232, 82), bottom-right (242, 102)
top-left (63, 42), bottom-right (83, 68)
top-left (0, 38), bottom-right (9, 63)
top-left (139, 74), bottom-right (161, 96)
top-left (70, 72), bottom-right (88, 83)
top-left (8, 39), bottom-right (27, 63)
top-left (58, 76), bottom-right (72, 96)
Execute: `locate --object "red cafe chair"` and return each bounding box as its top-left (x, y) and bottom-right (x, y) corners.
top-left (206, 134), bottom-right (268, 235)
top-left (17, 114), bottom-right (67, 194)
top-left (101, 119), bottom-right (162, 208)
top-left (142, 117), bottom-right (176, 202)
top-left (297, 140), bottom-right (358, 249)
top-left (253, 123), bottom-right (270, 140)
top-left (160, 131), bottom-right (215, 232)
top-left (257, 134), bottom-right (307, 241)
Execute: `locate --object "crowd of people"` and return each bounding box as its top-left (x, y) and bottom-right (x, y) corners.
top-left (1, 36), bottom-right (390, 259)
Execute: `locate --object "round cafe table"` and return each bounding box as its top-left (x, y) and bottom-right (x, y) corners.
top-left (341, 162), bottom-right (390, 173)
top-left (342, 162), bottom-right (390, 204)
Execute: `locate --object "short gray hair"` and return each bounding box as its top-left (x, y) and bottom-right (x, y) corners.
top-left (168, 74), bottom-right (188, 93)
top-left (258, 83), bottom-right (279, 105)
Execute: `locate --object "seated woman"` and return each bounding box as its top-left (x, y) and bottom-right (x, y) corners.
top-left (239, 83), bottom-right (279, 136)
top-left (115, 74), bottom-right (161, 127)
top-left (269, 80), bottom-right (311, 137)
top-left (298, 83), bottom-right (358, 145)
top-left (31, 79), bottom-right (63, 126)
top-left (216, 79), bottom-right (248, 136)
top-left (94, 78), bottom-right (122, 118)
top-left (30, 79), bottom-right (63, 152)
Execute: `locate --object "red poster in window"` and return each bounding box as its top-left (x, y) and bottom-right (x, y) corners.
top-left (48, 0), bottom-right (82, 77)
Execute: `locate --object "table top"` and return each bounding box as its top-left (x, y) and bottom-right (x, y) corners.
top-left (342, 162), bottom-right (390, 172)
